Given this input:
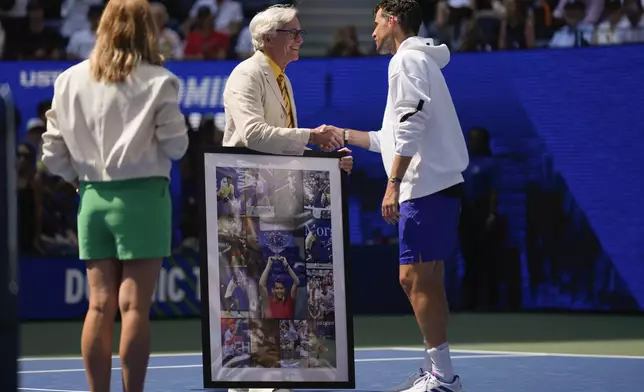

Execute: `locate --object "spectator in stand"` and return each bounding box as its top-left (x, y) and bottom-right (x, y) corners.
top-left (234, 24), bottom-right (254, 58)
top-left (498, 0), bottom-right (535, 50)
top-left (3, 0), bottom-right (64, 60)
top-left (184, 6), bottom-right (229, 60)
top-left (0, 0), bottom-right (28, 47)
top-left (60, 0), bottom-right (104, 38)
top-left (211, 0), bottom-right (244, 35)
top-left (552, 0), bottom-right (603, 25)
top-left (619, 0), bottom-right (644, 44)
top-left (22, 117), bottom-right (46, 163)
top-left (66, 4), bottom-right (103, 59)
top-left (591, 0), bottom-right (623, 46)
top-left (458, 0), bottom-right (505, 52)
top-left (328, 26), bottom-right (362, 57)
top-left (548, 1), bottom-right (593, 48)
top-left (150, 2), bottom-right (184, 60)
top-left (435, 0), bottom-right (474, 47)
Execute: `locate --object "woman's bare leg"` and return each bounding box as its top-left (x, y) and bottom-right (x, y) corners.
top-left (117, 258), bottom-right (163, 392)
top-left (83, 259), bottom-right (121, 392)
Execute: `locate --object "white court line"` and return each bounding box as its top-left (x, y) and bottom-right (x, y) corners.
top-left (388, 346), bottom-right (644, 359)
top-left (18, 388), bottom-right (88, 392)
top-left (18, 347), bottom-right (405, 362)
top-left (22, 345), bottom-right (644, 362)
top-left (20, 354), bottom-right (532, 375)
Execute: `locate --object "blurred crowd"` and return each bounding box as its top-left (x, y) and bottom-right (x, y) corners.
top-left (1, 0), bottom-right (642, 61)
top-left (0, 0), bottom-right (295, 60)
top-left (6, 0), bottom-right (644, 263)
top-left (424, 0), bottom-right (644, 51)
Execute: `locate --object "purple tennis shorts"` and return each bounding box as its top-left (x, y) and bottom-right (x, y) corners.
top-left (398, 191), bottom-right (461, 264)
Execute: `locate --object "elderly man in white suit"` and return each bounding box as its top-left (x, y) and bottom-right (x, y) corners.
top-left (221, 5), bottom-right (350, 392)
top-left (223, 4), bottom-right (352, 163)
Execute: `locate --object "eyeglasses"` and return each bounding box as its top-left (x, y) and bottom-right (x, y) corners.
top-left (276, 29), bottom-right (307, 38)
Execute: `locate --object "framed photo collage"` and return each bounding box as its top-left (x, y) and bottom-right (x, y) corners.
top-left (198, 147), bottom-right (355, 389)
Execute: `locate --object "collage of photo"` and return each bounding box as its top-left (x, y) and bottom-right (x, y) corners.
top-left (215, 166), bottom-right (337, 370)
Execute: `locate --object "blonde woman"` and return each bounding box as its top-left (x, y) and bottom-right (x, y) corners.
top-left (40, 0), bottom-right (189, 391)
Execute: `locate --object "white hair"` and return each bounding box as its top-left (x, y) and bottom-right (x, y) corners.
top-left (249, 4), bottom-right (298, 51)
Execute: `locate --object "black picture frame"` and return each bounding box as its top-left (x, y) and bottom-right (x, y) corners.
top-left (197, 146), bottom-right (355, 390)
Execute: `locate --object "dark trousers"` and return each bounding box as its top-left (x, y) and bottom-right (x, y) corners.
top-left (459, 200), bottom-right (500, 310)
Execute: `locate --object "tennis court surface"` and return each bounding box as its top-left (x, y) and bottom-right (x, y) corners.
top-left (18, 346), bottom-right (644, 392)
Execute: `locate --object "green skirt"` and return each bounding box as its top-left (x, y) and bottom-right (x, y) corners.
top-left (77, 177), bottom-right (172, 261)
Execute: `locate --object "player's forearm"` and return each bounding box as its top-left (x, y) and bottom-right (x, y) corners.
top-left (345, 129), bottom-right (374, 150)
top-left (286, 265), bottom-right (300, 286)
top-left (259, 261), bottom-right (271, 287)
top-left (391, 155), bottom-right (413, 180)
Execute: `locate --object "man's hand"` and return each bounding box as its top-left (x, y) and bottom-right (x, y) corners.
top-left (338, 147), bottom-right (353, 174)
top-left (310, 125), bottom-right (343, 151)
top-left (382, 181), bottom-right (400, 224)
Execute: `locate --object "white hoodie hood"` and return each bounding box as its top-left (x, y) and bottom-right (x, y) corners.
top-left (397, 37), bottom-right (451, 69)
top-left (367, 36), bottom-right (468, 203)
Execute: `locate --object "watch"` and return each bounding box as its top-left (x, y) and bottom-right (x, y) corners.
top-left (343, 128), bottom-right (349, 145)
top-left (389, 177), bottom-right (402, 184)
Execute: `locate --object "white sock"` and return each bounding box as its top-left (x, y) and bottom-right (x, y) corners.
top-left (423, 339), bottom-right (431, 371)
top-left (427, 342), bottom-right (455, 382)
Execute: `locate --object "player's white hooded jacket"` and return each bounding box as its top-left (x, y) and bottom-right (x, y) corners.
top-left (368, 37), bottom-right (469, 203)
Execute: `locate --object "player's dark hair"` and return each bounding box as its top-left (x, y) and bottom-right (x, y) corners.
top-left (374, 0), bottom-right (423, 36)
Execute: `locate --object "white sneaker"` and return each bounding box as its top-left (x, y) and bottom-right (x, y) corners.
top-left (400, 370), bottom-right (464, 392)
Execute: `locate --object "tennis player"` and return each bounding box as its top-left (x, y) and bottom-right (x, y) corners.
top-left (337, 1), bottom-right (469, 391)
top-left (40, 1), bottom-right (188, 391)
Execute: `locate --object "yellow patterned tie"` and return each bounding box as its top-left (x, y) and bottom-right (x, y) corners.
top-left (277, 74), bottom-right (295, 128)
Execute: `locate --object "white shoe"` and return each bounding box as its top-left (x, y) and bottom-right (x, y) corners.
top-left (400, 371), bottom-right (464, 392)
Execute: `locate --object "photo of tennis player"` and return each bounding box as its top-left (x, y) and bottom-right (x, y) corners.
top-left (259, 253), bottom-right (302, 320)
top-left (219, 265), bottom-right (251, 318)
top-left (307, 269), bottom-right (334, 321)
top-left (216, 168), bottom-right (241, 220)
top-left (304, 220), bottom-right (333, 267)
top-left (236, 167), bottom-right (275, 217)
top-left (257, 229), bottom-right (308, 319)
top-left (218, 215), bottom-right (263, 317)
top-left (307, 320), bottom-right (336, 368)
top-left (249, 319), bottom-right (280, 368)
top-left (221, 318), bottom-right (251, 368)
top-left (303, 171), bottom-right (331, 219)
top-left (269, 169), bottom-right (305, 218)
top-left (278, 320), bottom-right (309, 368)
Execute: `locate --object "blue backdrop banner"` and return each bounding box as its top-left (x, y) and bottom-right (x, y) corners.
top-left (8, 44), bottom-right (644, 319)
top-left (19, 256), bottom-right (202, 320)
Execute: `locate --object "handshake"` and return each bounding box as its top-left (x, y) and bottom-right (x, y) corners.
top-left (309, 124), bottom-right (345, 152)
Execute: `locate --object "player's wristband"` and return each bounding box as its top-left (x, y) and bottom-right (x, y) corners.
top-left (389, 177), bottom-right (402, 184)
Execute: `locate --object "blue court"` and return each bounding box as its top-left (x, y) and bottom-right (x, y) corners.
top-left (18, 347), bottom-right (644, 391)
